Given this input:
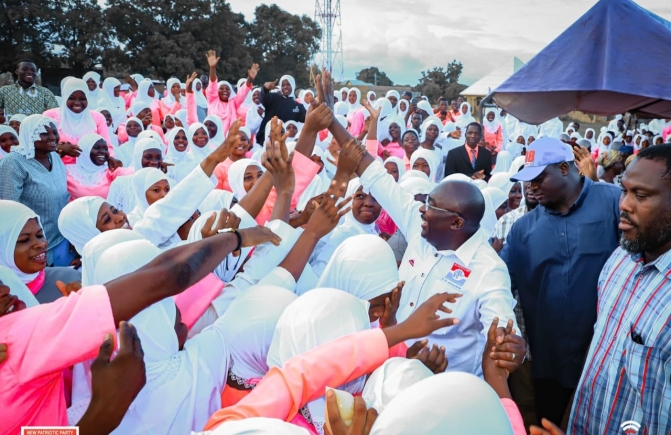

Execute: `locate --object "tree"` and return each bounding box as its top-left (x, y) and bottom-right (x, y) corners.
top-left (356, 67), bottom-right (393, 86)
top-left (103, 0), bottom-right (251, 80)
top-left (52, 0), bottom-right (111, 76)
top-left (246, 4), bottom-right (321, 88)
top-left (413, 60), bottom-right (467, 103)
top-left (0, 0), bottom-right (59, 73)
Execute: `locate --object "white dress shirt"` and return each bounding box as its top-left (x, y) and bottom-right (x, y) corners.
top-left (360, 160), bottom-right (518, 376)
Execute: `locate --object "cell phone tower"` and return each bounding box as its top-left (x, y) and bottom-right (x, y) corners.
top-left (313, 0), bottom-right (344, 84)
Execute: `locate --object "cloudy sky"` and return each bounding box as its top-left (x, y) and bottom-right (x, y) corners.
top-left (227, 0), bottom-right (671, 86)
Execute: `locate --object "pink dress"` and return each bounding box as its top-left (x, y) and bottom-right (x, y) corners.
top-left (43, 108), bottom-right (113, 166)
top-left (66, 167), bottom-right (132, 201)
top-left (373, 140), bottom-right (404, 160)
top-left (159, 100), bottom-right (182, 121)
top-left (117, 123), bottom-right (167, 145)
top-left (207, 77), bottom-right (251, 133)
top-left (0, 286), bottom-right (116, 432)
top-left (663, 125), bottom-right (671, 142)
top-left (347, 109), bottom-right (366, 138)
top-left (484, 126), bottom-right (504, 152)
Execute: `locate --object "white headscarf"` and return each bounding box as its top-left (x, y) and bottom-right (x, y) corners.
top-left (455, 103), bottom-right (475, 129)
top-left (227, 158), bottom-right (265, 200)
top-left (82, 71), bottom-right (100, 109)
top-left (509, 155), bottom-right (526, 175)
top-left (134, 79), bottom-right (155, 105)
top-left (362, 357), bottom-right (433, 414)
top-left (416, 100), bottom-right (433, 117)
top-left (480, 186), bottom-right (508, 235)
top-left (347, 88), bottom-right (362, 113)
top-left (382, 156), bottom-right (406, 181)
top-left (491, 150), bottom-right (513, 174)
top-left (174, 109), bottom-right (188, 129)
top-left (162, 78), bottom-right (181, 109)
top-left (316, 234), bottom-right (399, 301)
top-left (0, 200), bottom-right (41, 284)
top-left (13, 114), bottom-right (54, 159)
top-left (488, 172), bottom-right (515, 197)
top-left (410, 148), bottom-right (439, 182)
top-left (98, 77), bottom-right (126, 128)
top-left (483, 108), bottom-right (501, 134)
top-left (339, 87), bottom-right (350, 100)
top-left (220, 285), bottom-right (297, 380)
top-left (204, 115), bottom-right (225, 148)
top-left (369, 372), bottom-right (514, 435)
top-left (0, 125), bottom-right (17, 157)
top-left (399, 176), bottom-right (434, 197)
top-left (300, 89), bottom-right (315, 111)
top-left (192, 78), bottom-right (209, 108)
top-left (58, 196), bottom-right (106, 255)
top-left (165, 127), bottom-right (189, 163)
top-left (66, 133), bottom-right (108, 186)
top-left (366, 91), bottom-right (376, 103)
top-left (267, 289), bottom-right (370, 432)
top-left (80, 229), bottom-right (144, 286)
top-left (184, 122), bottom-right (211, 166)
top-left (397, 99), bottom-right (410, 120)
top-left (217, 80), bottom-right (237, 100)
top-left (385, 90), bottom-right (400, 108)
top-left (127, 167), bottom-right (170, 226)
top-left (198, 190), bottom-right (235, 213)
top-left (58, 78), bottom-right (97, 142)
top-left (279, 75), bottom-right (296, 98)
top-left (419, 119), bottom-right (442, 143)
top-left (0, 265), bottom-right (39, 309)
top-left (334, 101), bottom-right (349, 117)
top-left (132, 137), bottom-right (163, 171)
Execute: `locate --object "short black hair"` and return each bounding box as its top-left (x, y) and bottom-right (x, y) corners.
top-left (636, 144), bottom-right (671, 179)
top-left (17, 59), bottom-right (36, 67)
top-left (465, 122), bottom-right (482, 134)
top-left (439, 97), bottom-right (448, 103)
top-left (402, 91), bottom-right (412, 98)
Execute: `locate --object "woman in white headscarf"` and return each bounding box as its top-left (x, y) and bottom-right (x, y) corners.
top-left (57, 196), bottom-right (107, 256)
top-left (299, 89), bottom-right (315, 111)
top-left (132, 78), bottom-right (162, 128)
top-left (346, 88), bottom-right (366, 137)
top-left (71, 239), bottom-right (234, 435)
top-left (178, 122), bottom-right (213, 176)
top-left (409, 148), bottom-right (439, 182)
top-left (245, 87), bottom-right (265, 138)
top-left (538, 117), bottom-right (564, 139)
top-left (158, 78), bottom-right (183, 121)
top-left (0, 125), bottom-right (18, 159)
top-left (385, 90), bottom-right (400, 110)
top-left (98, 77), bottom-right (126, 129)
top-left (219, 285), bottom-right (298, 408)
top-left (82, 71), bottom-right (101, 110)
top-left (339, 87), bottom-right (349, 102)
top-left (491, 149), bottom-right (513, 174)
top-left (397, 99), bottom-right (410, 122)
top-left (125, 167), bottom-right (171, 226)
top-left (204, 114), bottom-right (225, 150)
top-left (191, 77), bottom-right (208, 122)
top-left (0, 200), bottom-right (80, 303)
top-left (43, 78), bottom-right (111, 151)
top-left (480, 186), bottom-right (508, 235)
top-left (366, 91), bottom-right (376, 104)
top-left (164, 127), bottom-right (191, 182)
top-left (455, 102), bottom-right (475, 129)
top-left (382, 156), bottom-right (406, 182)
top-left (65, 133), bottom-right (130, 200)
top-left (483, 108), bottom-right (503, 152)
top-left (227, 158), bottom-right (265, 201)
top-left (362, 357), bottom-right (433, 414)
top-left (266, 288), bottom-right (371, 435)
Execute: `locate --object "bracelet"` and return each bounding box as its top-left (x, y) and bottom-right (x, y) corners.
top-left (217, 228), bottom-right (242, 251)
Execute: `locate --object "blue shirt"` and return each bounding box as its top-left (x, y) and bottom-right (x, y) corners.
top-left (500, 178), bottom-right (621, 387)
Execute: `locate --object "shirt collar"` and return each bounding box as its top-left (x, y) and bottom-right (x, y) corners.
top-left (15, 81), bottom-right (37, 90)
top-left (630, 248), bottom-right (671, 275)
top-left (544, 177), bottom-right (591, 216)
top-left (464, 143), bottom-right (478, 157)
top-left (436, 228), bottom-right (486, 266)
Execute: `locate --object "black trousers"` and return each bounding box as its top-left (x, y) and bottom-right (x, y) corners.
top-left (532, 378), bottom-right (575, 430)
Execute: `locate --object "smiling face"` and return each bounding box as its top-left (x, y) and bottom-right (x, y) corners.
top-left (66, 90), bottom-right (88, 114)
top-left (34, 123), bottom-right (59, 154)
top-left (145, 179), bottom-right (170, 205)
top-left (508, 183), bottom-right (522, 210)
top-left (389, 123), bottom-right (401, 142)
top-left (352, 186), bottom-right (381, 225)
top-left (232, 131), bottom-right (250, 158)
top-left (126, 121), bottom-right (142, 137)
top-left (0, 132), bottom-right (18, 153)
top-left (286, 123), bottom-right (298, 138)
top-left (96, 202), bottom-right (131, 232)
top-left (218, 83), bottom-right (231, 102)
top-left (141, 148), bottom-right (162, 169)
top-left (486, 112), bottom-right (495, 122)
top-left (170, 83), bottom-right (180, 95)
top-left (16, 61), bottom-right (37, 86)
top-left (243, 164), bottom-right (264, 192)
top-left (137, 108), bottom-right (152, 127)
top-left (252, 90), bottom-right (261, 105)
top-left (86, 78), bottom-right (97, 92)
top-left (14, 218), bottom-right (47, 274)
top-left (89, 140), bottom-right (109, 166)
top-left (172, 130), bottom-right (188, 152)
top-left (204, 120), bottom-right (218, 139)
top-left (192, 127), bottom-right (209, 148)
top-left (281, 80), bottom-right (293, 97)
top-left (412, 158), bottom-right (431, 177)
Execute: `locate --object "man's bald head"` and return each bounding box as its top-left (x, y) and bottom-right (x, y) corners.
top-left (434, 180), bottom-right (485, 226)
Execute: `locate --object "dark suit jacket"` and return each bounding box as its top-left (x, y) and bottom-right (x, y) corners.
top-left (444, 145), bottom-right (492, 181)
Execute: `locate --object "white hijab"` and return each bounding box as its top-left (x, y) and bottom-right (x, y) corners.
top-left (410, 148), bottom-right (439, 182)
top-left (80, 229), bottom-right (144, 286)
top-left (367, 91), bottom-right (376, 103)
top-left (316, 234), bottom-right (399, 301)
top-left (491, 150), bottom-right (513, 174)
top-left (82, 71), bottom-right (100, 109)
top-left (228, 158), bottom-right (265, 200)
top-left (57, 196), bottom-right (106, 255)
top-left (385, 90), bottom-right (400, 108)
top-left (369, 372), bottom-right (514, 434)
top-left (134, 79), bottom-right (155, 105)
top-left (66, 133), bottom-right (108, 186)
top-left (184, 122), bottom-right (211, 168)
top-left (347, 88), bottom-right (362, 114)
top-left (127, 167), bottom-right (170, 226)
top-left (165, 127), bottom-right (189, 163)
top-left (198, 190), bottom-right (235, 213)
top-left (59, 78), bottom-right (97, 141)
top-left (488, 172), bottom-right (515, 197)
top-left (220, 285), bottom-right (297, 380)
top-left (267, 289), bottom-right (371, 433)
top-left (99, 77), bottom-right (126, 127)
top-left (280, 75), bottom-right (296, 98)
top-left (362, 357), bottom-right (433, 414)
top-left (175, 109), bottom-right (188, 129)
top-left (192, 78), bottom-right (209, 108)
top-left (204, 115), bottom-right (225, 149)
top-left (483, 108), bottom-right (502, 134)
top-left (383, 156), bottom-right (406, 182)
top-left (0, 200), bottom-right (41, 284)
top-left (480, 186), bottom-right (508, 235)
top-left (300, 89), bottom-right (314, 111)
top-left (455, 102), bottom-right (475, 128)
top-left (397, 99), bottom-right (410, 120)
top-left (0, 265), bottom-right (39, 308)
top-left (0, 125), bottom-right (17, 158)
top-left (131, 137), bottom-right (163, 171)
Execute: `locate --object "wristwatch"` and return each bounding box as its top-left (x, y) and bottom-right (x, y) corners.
top-left (217, 228), bottom-right (242, 252)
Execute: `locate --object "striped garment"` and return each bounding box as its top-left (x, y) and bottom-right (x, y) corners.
top-left (568, 246), bottom-right (671, 434)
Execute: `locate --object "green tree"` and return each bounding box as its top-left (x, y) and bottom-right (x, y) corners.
top-left (246, 4), bottom-right (321, 88)
top-left (52, 0), bottom-right (111, 76)
top-left (103, 0), bottom-right (250, 80)
top-left (446, 59), bottom-right (463, 84)
top-left (355, 67), bottom-right (393, 86)
top-left (413, 61), bottom-right (467, 103)
top-left (0, 0), bottom-right (59, 72)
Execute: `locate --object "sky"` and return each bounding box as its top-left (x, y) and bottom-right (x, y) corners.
top-left (226, 0), bottom-right (671, 86)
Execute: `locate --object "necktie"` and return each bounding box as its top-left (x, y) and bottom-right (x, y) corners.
top-left (471, 149), bottom-right (477, 169)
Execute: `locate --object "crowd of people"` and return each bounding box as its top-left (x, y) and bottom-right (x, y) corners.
top-left (0, 56), bottom-right (670, 435)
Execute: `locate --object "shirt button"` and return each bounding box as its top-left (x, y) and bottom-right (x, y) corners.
top-left (434, 253), bottom-right (439, 258)
top-left (561, 232), bottom-right (565, 236)
top-left (421, 273), bottom-right (425, 277)
top-left (409, 302), bottom-right (414, 307)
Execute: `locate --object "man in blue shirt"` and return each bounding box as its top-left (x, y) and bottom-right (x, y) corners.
top-left (500, 137), bottom-right (621, 428)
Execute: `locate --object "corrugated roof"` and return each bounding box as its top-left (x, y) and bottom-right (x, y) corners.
top-left (461, 57), bottom-right (524, 97)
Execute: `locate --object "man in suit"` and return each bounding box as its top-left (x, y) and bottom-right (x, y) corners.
top-left (444, 122), bottom-right (492, 181)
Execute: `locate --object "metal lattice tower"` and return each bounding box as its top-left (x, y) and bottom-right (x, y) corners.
top-left (313, 0), bottom-right (344, 84)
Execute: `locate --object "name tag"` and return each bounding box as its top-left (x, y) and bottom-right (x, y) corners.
top-left (293, 107), bottom-right (299, 113)
top-left (442, 263), bottom-right (471, 290)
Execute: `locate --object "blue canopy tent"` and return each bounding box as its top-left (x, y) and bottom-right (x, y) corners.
top-left (491, 0), bottom-right (671, 124)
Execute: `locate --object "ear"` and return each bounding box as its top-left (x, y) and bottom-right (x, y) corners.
top-left (559, 161), bottom-right (571, 176)
top-left (451, 216), bottom-right (465, 230)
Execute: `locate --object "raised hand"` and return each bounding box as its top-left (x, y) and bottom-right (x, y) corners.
top-left (159, 161), bottom-right (174, 174)
top-left (490, 318), bottom-right (526, 373)
top-left (379, 282), bottom-right (403, 328)
top-left (124, 75), bottom-right (138, 91)
top-left (107, 156), bottom-right (123, 172)
top-left (262, 140), bottom-right (295, 194)
top-left (55, 280), bottom-right (82, 297)
top-left (482, 317), bottom-right (511, 386)
top-left (412, 343), bottom-right (449, 374)
top-left (573, 145), bottom-right (598, 181)
top-left (212, 119), bottom-right (241, 162)
top-left (77, 322), bottom-right (146, 435)
top-left (325, 390), bottom-right (378, 435)
top-left (336, 138), bottom-right (366, 177)
top-left (200, 209), bottom-right (241, 240)
top-left (263, 79), bottom-right (279, 91)
top-left (362, 99), bottom-right (381, 121)
top-left (314, 68), bottom-right (335, 109)
top-left (248, 63), bottom-right (260, 81)
top-left (58, 142), bottom-right (82, 158)
top-left (206, 50), bottom-right (220, 68)
top-left (304, 102), bottom-right (333, 133)
top-left (304, 192), bottom-right (352, 239)
top-left (185, 71), bottom-right (198, 94)
top-left (238, 226), bottom-right (282, 248)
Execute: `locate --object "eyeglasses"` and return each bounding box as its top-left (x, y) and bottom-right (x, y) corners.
top-left (424, 196), bottom-right (462, 217)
